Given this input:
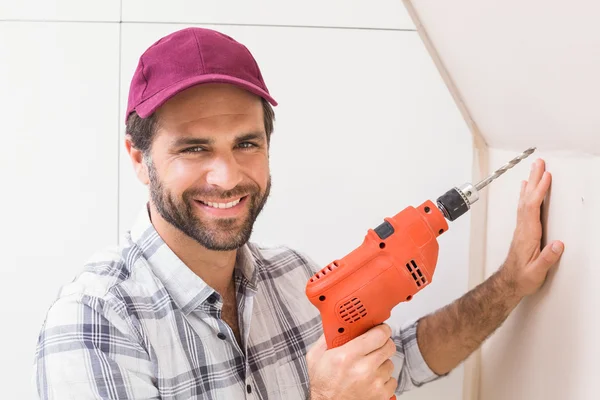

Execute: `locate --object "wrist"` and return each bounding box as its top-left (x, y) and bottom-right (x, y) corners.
top-left (496, 264), bottom-right (526, 302)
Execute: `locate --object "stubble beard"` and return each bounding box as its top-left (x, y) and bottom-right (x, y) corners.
top-left (147, 159), bottom-right (271, 251)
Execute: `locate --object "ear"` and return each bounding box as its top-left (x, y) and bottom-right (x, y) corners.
top-left (125, 135), bottom-right (150, 185)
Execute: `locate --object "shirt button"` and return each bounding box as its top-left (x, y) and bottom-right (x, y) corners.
top-left (246, 384), bottom-right (252, 394)
top-left (207, 295), bottom-right (217, 304)
top-left (217, 332), bottom-right (226, 340)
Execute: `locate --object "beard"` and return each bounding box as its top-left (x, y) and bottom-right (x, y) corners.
top-left (147, 160), bottom-right (271, 251)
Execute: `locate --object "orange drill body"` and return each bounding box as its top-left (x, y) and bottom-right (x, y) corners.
top-left (305, 200), bottom-right (448, 349)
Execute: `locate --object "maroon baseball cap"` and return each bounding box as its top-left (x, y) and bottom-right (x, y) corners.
top-left (125, 27), bottom-right (277, 122)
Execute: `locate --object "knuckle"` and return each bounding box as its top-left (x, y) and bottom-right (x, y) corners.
top-left (354, 363), bottom-right (369, 378)
top-left (374, 324), bottom-right (392, 345)
top-left (371, 326), bottom-right (384, 339)
top-left (373, 377), bottom-right (385, 392)
top-left (386, 339), bottom-right (397, 355)
top-left (388, 377), bottom-right (399, 392)
top-left (381, 323), bottom-right (392, 337)
top-left (526, 199), bottom-right (539, 210)
top-left (382, 364), bottom-right (393, 378)
top-left (369, 332), bottom-right (385, 349)
top-left (542, 251), bottom-right (556, 263)
top-left (384, 358), bottom-right (394, 371)
top-left (332, 351), bottom-right (347, 367)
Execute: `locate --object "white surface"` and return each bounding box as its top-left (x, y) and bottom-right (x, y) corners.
top-left (404, 1), bottom-right (600, 398)
top-left (481, 148), bottom-right (599, 400)
top-left (0, 22), bottom-right (120, 398)
top-left (119, 24), bottom-right (472, 399)
top-left (122, 0), bottom-right (414, 29)
top-left (407, 0), bottom-right (600, 153)
top-left (0, 0), bottom-right (120, 21)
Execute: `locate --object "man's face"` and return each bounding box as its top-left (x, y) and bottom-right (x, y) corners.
top-left (145, 83), bottom-right (271, 251)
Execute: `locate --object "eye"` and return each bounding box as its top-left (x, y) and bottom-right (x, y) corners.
top-left (238, 142), bottom-right (258, 149)
top-left (182, 146), bottom-right (205, 153)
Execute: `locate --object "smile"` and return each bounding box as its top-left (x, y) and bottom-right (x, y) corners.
top-left (196, 196), bottom-right (247, 210)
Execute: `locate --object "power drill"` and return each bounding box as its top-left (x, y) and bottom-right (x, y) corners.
top-left (305, 147), bottom-right (535, 397)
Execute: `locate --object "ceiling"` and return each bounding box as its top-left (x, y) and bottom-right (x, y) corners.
top-left (405, 0), bottom-right (600, 154)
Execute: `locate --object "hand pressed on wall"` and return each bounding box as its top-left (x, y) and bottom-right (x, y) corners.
top-left (500, 158), bottom-right (565, 297)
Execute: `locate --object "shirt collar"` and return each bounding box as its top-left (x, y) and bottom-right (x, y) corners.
top-left (128, 204), bottom-right (258, 315)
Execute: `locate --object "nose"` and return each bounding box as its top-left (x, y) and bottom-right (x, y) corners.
top-left (205, 153), bottom-right (243, 191)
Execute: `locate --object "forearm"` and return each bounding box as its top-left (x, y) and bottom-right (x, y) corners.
top-left (416, 266), bottom-right (522, 375)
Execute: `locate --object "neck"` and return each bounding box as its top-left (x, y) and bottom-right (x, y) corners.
top-left (148, 202), bottom-right (237, 296)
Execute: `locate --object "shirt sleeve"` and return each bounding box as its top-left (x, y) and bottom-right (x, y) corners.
top-left (33, 293), bottom-right (159, 400)
top-left (391, 318), bottom-right (445, 395)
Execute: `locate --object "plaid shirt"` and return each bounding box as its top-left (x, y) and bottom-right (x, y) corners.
top-left (33, 206), bottom-right (441, 399)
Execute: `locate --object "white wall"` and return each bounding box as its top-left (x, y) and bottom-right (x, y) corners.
top-left (406, 1), bottom-right (600, 399)
top-left (1, 2), bottom-right (474, 399)
top-left (481, 149), bottom-right (599, 400)
top-left (0, 21), bottom-right (120, 400)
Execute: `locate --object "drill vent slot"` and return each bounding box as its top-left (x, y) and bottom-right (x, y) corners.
top-left (310, 261), bottom-right (339, 282)
top-left (406, 260), bottom-right (427, 287)
top-left (339, 297), bottom-right (368, 324)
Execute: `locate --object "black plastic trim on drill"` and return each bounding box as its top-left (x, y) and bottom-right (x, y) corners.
top-left (436, 188), bottom-right (469, 221)
top-left (374, 221), bottom-right (394, 240)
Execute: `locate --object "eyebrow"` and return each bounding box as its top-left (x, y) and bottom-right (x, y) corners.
top-left (171, 132), bottom-right (265, 148)
top-left (236, 132), bottom-right (265, 143)
top-left (172, 137), bottom-right (212, 147)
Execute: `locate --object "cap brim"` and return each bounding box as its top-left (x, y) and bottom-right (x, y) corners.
top-left (132, 73), bottom-right (278, 120)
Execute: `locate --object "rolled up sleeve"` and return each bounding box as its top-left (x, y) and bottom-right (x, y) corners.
top-left (390, 319), bottom-right (445, 395)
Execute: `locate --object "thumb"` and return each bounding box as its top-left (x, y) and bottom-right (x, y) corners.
top-left (534, 240), bottom-right (564, 271)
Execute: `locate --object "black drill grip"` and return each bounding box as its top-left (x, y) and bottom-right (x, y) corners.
top-left (436, 188), bottom-right (469, 221)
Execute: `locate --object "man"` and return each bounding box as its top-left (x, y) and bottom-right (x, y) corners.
top-left (33, 27), bottom-right (564, 399)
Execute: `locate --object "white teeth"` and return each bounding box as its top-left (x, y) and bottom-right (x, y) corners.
top-left (201, 198), bottom-right (242, 209)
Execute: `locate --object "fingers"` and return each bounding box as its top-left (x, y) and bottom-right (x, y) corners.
top-left (532, 240), bottom-right (564, 271)
top-left (378, 358), bottom-right (395, 378)
top-left (348, 324), bottom-right (392, 356)
top-left (520, 180), bottom-right (527, 199)
top-left (532, 171), bottom-right (552, 204)
top-left (364, 338), bottom-right (397, 371)
top-left (526, 159), bottom-right (545, 194)
top-left (522, 159), bottom-right (551, 208)
top-left (384, 376), bottom-right (399, 397)
top-left (378, 359), bottom-right (397, 396)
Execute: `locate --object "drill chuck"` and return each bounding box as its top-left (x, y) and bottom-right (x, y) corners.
top-left (436, 183), bottom-right (479, 221)
top-left (436, 146), bottom-right (536, 222)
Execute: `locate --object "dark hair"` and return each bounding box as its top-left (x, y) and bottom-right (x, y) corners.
top-left (126, 97), bottom-right (275, 154)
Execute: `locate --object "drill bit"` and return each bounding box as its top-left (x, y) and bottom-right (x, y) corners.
top-left (474, 147), bottom-right (536, 191)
